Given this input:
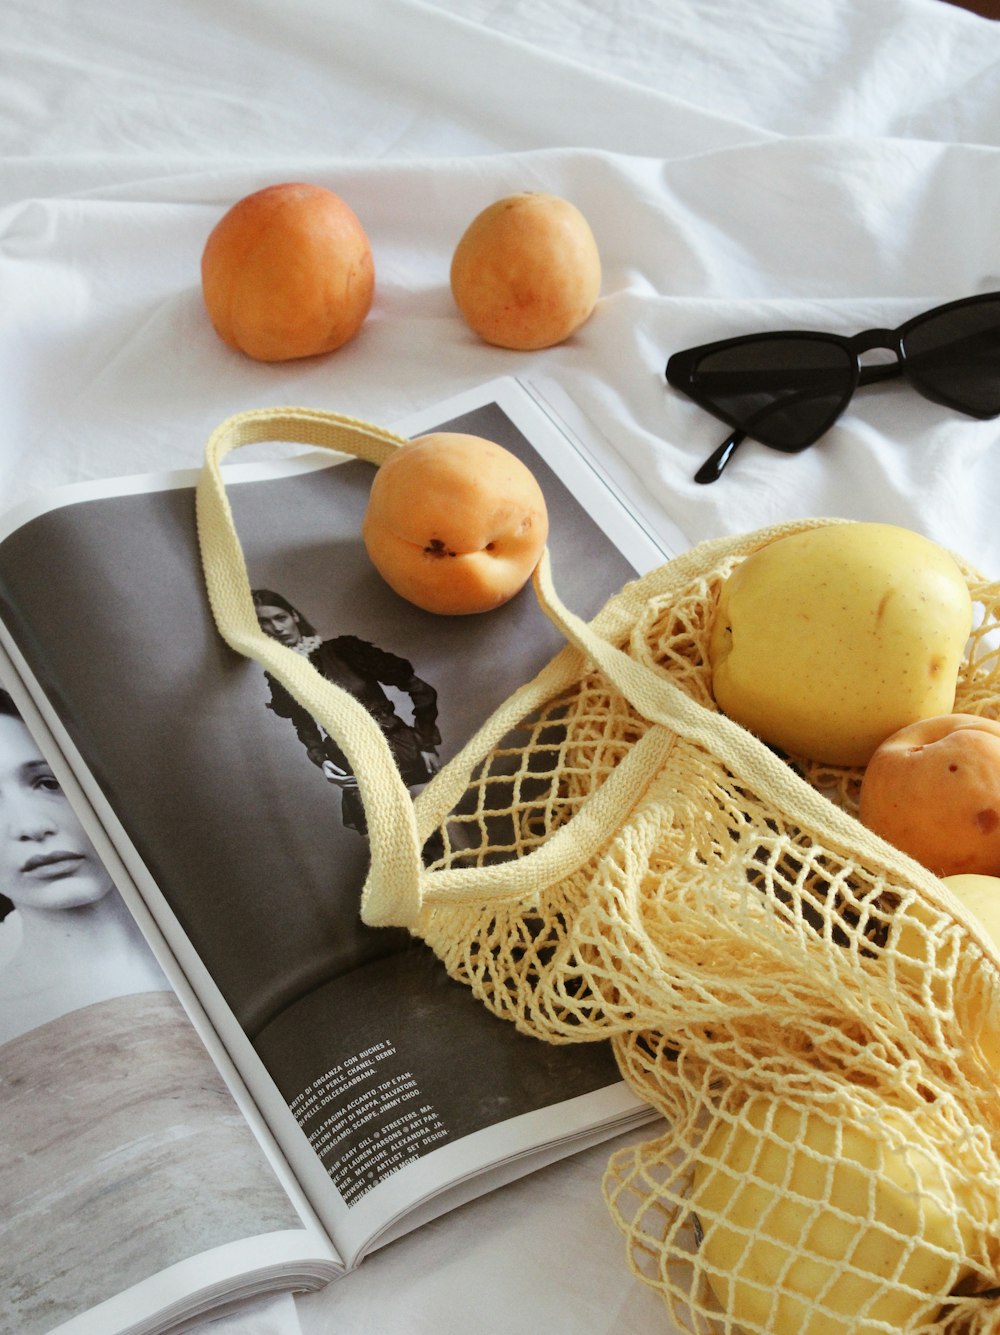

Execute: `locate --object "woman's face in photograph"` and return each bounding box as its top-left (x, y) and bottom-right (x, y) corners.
top-left (255, 603), bottom-right (303, 647)
top-left (0, 714), bottom-right (113, 912)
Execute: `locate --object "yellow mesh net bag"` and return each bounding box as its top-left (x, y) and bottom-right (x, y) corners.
top-left (197, 407), bottom-right (1000, 1334)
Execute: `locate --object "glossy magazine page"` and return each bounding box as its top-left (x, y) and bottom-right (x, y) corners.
top-left (0, 666), bottom-right (340, 1335)
top-left (0, 378), bottom-right (676, 1280)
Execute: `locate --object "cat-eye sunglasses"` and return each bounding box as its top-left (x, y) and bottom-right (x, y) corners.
top-left (665, 291), bottom-right (1000, 483)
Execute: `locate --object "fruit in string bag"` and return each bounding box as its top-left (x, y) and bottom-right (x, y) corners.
top-left (201, 182), bottom-right (374, 361)
top-left (450, 192), bottom-right (601, 350)
top-left (888, 871), bottom-right (1000, 1075)
top-left (708, 522), bottom-right (973, 767)
top-left (362, 432), bottom-right (548, 615)
top-left (691, 1094), bottom-right (980, 1334)
top-left (942, 872), bottom-right (1000, 945)
top-left (859, 713), bottom-right (1000, 876)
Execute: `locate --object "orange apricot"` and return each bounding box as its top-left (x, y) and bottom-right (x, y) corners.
top-left (859, 714), bottom-right (1000, 876)
top-left (362, 433), bottom-right (548, 615)
top-left (201, 182), bottom-right (374, 361)
top-left (450, 192), bottom-right (601, 350)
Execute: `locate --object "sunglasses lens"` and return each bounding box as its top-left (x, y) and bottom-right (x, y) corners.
top-left (903, 296), bottom-right (1000, 418)
top-left (688, 337), bottom-right (855, 450)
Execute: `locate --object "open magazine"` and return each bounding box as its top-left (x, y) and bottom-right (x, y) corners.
top-left (0, 377), bottom-right (686, 1335)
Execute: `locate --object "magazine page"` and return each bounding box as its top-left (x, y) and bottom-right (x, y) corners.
top-left (0, 674), bottom-right (340, 1335)
top-left (0, 377), bottom-right (678, 1270)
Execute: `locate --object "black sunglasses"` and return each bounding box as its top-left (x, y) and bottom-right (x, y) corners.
top-left (665, 291), bottom-right (1000, 483)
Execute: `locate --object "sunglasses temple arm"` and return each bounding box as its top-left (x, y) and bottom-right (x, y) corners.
top-left (694, 428), bottom-right (746, 484)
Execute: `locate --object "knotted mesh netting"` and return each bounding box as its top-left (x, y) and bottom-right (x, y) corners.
top-left (408, 523), bottom-right (1000, 1333)
top-left (197, 411), bottom-right (1000, 1334)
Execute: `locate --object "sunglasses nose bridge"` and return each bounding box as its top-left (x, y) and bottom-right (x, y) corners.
top-left (847, 327), bottom-right (905, 385)
top-left (847, 327), bottom-right (902, 358)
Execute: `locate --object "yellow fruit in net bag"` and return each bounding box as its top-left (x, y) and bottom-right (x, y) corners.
top-left (691, 1094), bottom-right (977, 1333)
top-left (708, 522), bottom-right (972, 766)
top-left (891, 873), bottom-right (1000, 1078)
top-left (942, 873), bottom-right (1000, 942)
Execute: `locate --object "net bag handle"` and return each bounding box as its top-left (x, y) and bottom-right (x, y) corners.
top-left (196, 408), bottom-right (912, 933)
top-left (193, 405), bottom-right (686, 930)
top-left (524, 548), bottom-right (928, 890)
top-left (195, 405), bottom-right (429, 929)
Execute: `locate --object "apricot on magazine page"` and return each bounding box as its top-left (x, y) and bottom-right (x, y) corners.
top-left (0, 670), bottom-right (341, 1335)
top-left (0, 377), bottom-right (677, 1287)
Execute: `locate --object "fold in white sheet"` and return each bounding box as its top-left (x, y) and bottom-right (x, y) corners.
top-left (4, 140), bottom-right (998, 568)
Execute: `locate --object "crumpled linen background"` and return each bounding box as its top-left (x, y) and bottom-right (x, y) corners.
top-left (2, 1), bottom-right (999, 1332)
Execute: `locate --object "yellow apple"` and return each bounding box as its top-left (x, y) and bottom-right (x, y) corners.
top-left (692, 1094), bottom-right (977, 1334)
top-left (944, 874), bottom-right (1000, 1074)
top-left (886, 873), bottom-right (1000, 1079)
top-left (708, 523), bottom-right (973, 766)
top-left (943, 872), bottom-right (1000, 946)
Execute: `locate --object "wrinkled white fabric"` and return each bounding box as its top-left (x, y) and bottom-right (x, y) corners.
top-left (3, 0), bottom-right (1000, 574)
top-left (427, 0), bottom-right (1000, 146)
top-left (3, 1), bottom-right (1000, 1332)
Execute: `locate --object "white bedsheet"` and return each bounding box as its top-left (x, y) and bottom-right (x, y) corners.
top-left (3, 1), bottom-right (999, 1331)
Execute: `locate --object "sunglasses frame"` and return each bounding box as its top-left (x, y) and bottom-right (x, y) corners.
top-left (665, 290), bottom-right (1000, 483)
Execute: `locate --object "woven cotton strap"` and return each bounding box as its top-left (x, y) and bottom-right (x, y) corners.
top-left (196, 409), bottom-right (906, 931)
top-left (195, 405), bottom-right (429, 927)
top-left (528, 550), bottom-right (908, 868)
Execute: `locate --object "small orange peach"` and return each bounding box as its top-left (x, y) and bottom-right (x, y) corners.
top-left (201, 182), bottom-right (374, 361)
top-left (450, 192), bottom-right (601, 350)
top-left (859, 714), bottom-right (1000, 876)
top-left (362, 433), bottom-right (548, 615)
